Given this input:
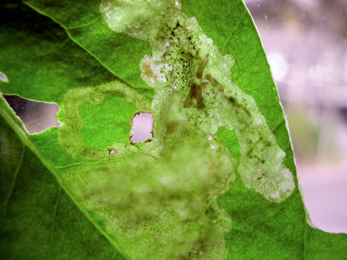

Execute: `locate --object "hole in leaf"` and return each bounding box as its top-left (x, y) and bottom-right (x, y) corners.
top-left (4, 95), bottom-right (60, 134)
top-left (0, 72), bottom-right (9, 83)
top-left (130, 112), bottom-right (154, 144)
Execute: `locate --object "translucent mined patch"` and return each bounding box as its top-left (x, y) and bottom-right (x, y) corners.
top-left (55, 0), bottom-right (300, 258)
top-left (59, 80), bottom-right (234, 259)
top-left (58, 80), bottom-right (151, 161)
top-left (100, 0), bottom-right (164, 43)
top-left (62, 123), bottom-right (234, 260)
top-left (0, 72), bottom-right (8, 83)
top-left (100, 0), bottom-right (294, 202)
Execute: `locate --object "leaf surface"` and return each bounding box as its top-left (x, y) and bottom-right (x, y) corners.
top-left (0, 99), bottom-right (125, 260)
top-left (0, 0), bottom-right (346, 259)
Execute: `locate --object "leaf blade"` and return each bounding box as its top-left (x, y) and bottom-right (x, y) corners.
top-left (0, 99), bottom-right (125, 259)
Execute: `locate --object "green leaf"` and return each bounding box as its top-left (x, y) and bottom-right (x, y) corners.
top-left (0, 100), bottom-right (125, 260)
top-left (0, 1), bottom-right (116, 103)
top-left (26, 0), bottom-right (152, 90)
top-left (1, 0), bottom-right (346, 259)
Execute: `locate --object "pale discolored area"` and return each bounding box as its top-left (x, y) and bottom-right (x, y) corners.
top-left (58, 81), bottom-right (235, 259)
top-left (62, 122), bottom-right (234, 260)
top-left (100, 0), bottom-right (294, 202)
top-left (53, 0), bottom-right (296, 259)
top-left (58, 81), bottom-right (150, 161)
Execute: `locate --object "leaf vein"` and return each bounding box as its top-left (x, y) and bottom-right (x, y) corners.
top-left (4, 145), bottom-right (25, 217)
top-left (66, 18), bottom-right (100, 30)
top-left (51, 186), bottom-right (62, 241)
top-left (222, 9), bottom-right (247, 52)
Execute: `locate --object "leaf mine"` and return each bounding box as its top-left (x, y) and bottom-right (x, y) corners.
top-left (58, 80), bottom-right (150, 161)
top-left (55, 0), bottom-right (296, 259)
top-left (1, 1), bottom-right (347, 259)
top-left (100, 0), bottom-right (294, 202)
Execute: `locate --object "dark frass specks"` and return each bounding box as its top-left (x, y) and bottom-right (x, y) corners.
top-left (183, 54), bottom-right (224, 109)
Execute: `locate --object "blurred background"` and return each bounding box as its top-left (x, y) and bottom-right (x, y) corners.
top-left (2, 0), bottom-right (347, 234)
top-left (245, 0), bottom-right (347, 233)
